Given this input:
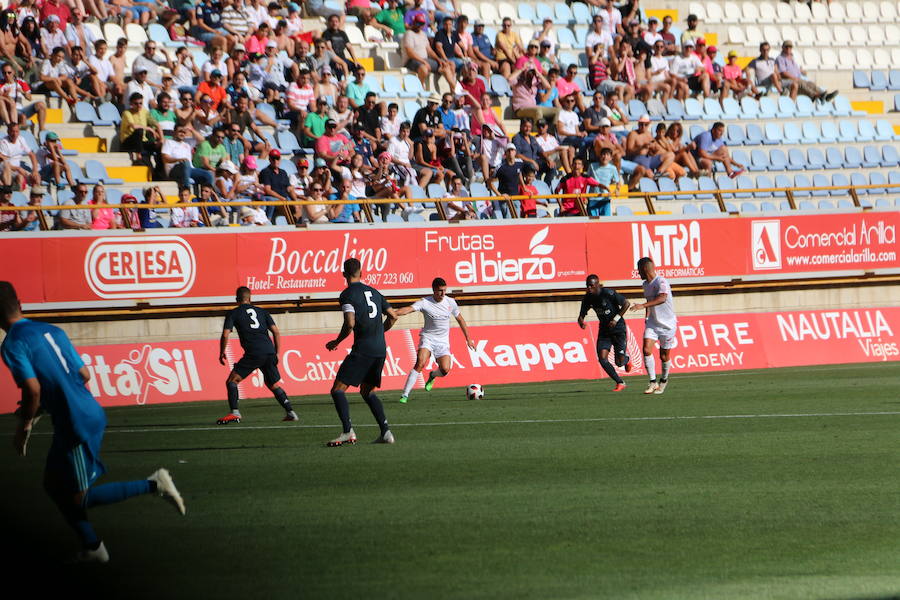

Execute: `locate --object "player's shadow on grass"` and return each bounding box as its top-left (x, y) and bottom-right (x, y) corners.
top-left (105, 445), bottom-right (271, 453)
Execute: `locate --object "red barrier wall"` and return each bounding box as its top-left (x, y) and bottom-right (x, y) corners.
top-left (1, 307), bottom-right (896, 413)
top-left (4, 212), bottom-right (896, 309)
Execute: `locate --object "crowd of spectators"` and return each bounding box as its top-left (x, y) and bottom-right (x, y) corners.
top-left (0, 0), bottom-right (847, 226)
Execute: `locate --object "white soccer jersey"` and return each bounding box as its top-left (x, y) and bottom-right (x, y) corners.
top-left (642, 275), bottom-right (677, 330)
top-left (413, 295), bottom-right (461, 343)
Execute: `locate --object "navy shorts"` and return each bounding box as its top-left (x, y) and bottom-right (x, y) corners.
top-left (46, 437), bottom-right (106, 493)
top-left (597, 329), bottom-right (628, 363)
top-left (233, 353), bottom-right (281, 386)
top-left (336, 352), bottom-right (385, 388)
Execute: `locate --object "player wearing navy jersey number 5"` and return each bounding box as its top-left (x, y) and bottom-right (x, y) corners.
top-left (395, 277), bottom-right (476, 403)
top-left (630, 257), bottom-right (677, 394)
top-left (217, 286), bottom-right (297, 424)
top-left (0, 281), bottom-right (184, 564)
top-left (578, 274), bottom-right (632, 392)
top-left (325, 258), bottom-right (400, 446)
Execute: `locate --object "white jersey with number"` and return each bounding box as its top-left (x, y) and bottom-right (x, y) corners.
top-left (642, 275), bottom-right (677, 330)
top-left (413, 295), bottom-right (461, 343)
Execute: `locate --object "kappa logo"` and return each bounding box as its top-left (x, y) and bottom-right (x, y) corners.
top-left (84, 236), bottom-right (196, 298)
top-left (751, 220), bottom-right (782, 270)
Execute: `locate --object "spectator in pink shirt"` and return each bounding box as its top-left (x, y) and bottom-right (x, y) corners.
top-left (556, 63), bottom-right (585, 111)
top-left (722, 50), bottom-right (750, 100)
top-left (514, 42), bottom-right (543, 74)
top-left (89, 185), bottom-right (122, 230)
top-left (245, 23), bottom-right (271, 55)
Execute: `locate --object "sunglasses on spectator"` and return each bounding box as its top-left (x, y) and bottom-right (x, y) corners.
top-left (311, 187), bottom-right (323, 192)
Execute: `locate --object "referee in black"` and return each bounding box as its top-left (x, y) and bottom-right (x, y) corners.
top-left (325, 258), bottom-right (399, 446)
top-left (217, 286), bottom-right (297, 424)
top-left (577, 274), bottom-right (633, 392)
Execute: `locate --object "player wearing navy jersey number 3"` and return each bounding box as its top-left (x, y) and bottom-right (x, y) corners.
top-left (0, 281), bottom-right (184, 564)
top-left (325, 258), bottom-right (400, 446)
top-left (217, 286), bottom-right (297, 424)
top-left (394, 277), bottom-right (476, 403)
top-left (578, 274), bottom-right (632, 392)
top-left (630, 257), bottom-right (677, 394)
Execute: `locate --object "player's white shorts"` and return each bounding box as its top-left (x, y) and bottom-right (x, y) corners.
top-left (418, 336), bottom-right (451, 359)
top-left (643, 322), bottom-right (678, 349)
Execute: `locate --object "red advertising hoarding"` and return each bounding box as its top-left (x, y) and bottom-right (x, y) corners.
top-left (1, 307), bottom-right (896, 413)
top-left (2, 212), bottom-right (897, 309)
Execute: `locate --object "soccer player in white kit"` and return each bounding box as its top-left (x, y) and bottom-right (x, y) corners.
top-left (630, 257), bottom-right (677, 394)
top-left (395, 277), bottom-right (476, 403)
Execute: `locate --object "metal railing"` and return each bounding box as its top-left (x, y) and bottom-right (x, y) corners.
top-left (2, 182), bottom-right (897, 231)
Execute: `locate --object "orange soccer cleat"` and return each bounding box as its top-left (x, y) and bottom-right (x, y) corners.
top-left (612, 383), bottom-right (627, 392)
top-left (216, 414), bottom-right (241, 425)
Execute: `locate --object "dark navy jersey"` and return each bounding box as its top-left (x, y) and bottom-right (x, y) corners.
top-left (339, 282), bottom-right (392, 357)
top-left (224, 303), bottom-right (276, 355)
top-left (579, 288), bottom-right (628, 336)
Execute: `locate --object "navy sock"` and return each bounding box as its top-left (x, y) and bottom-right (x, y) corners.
top-left (599, 359), bottom-right (623, 385)
top-left (50, 493), bottom-right (98, 547)
top-left (363, 392), bottom-right (389, 435)
top-left (273, 387), bottom-right (293, 412)
top-left (226, 381), bottom-right (239, 412)
top-left (83, 480), bottom-right (153, 509)
top-left (331, 390), bottom-right (352, 433)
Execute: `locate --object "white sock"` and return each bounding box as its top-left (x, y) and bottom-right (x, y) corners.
top-left (644, 354), bottom-right (656, 382)
top-left (232, 409), bottom-right (241, 416)
top-left (429, 368), bottom-right (446, 380)
top-left (402, 370), bottom-right (418, 397)
top-left (660, 361), bottom-right (671, 381)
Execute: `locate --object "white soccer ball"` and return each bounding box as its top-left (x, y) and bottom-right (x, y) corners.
top-left (466, 384), bottom-right (484, 400)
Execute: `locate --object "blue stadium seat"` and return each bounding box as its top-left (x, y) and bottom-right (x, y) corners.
top-left (837, 120), bottom-right (859, 142)
top-left (84, 160), bottom-right (124, 185)
top-left (874, 119), bottom-right (895, 141)
top-left (703, 98), bottom-right (724, 120)
top-left (824, 147), bottom-right (844, 169)
top-left (734, 174), bottom-right (754, 199)
top-left (819, 121), bottom-right (839, 143)
top-left (664, 99), bottom-right (687, 120)
top-left (783, 122), bottom-right (802, 144)
top-left (403, 100), bottom-right (420, 120)
top-left (757, 174), bottom-right (783, 197)
top-left (732, 150), bottom-right (751, 170)
top-left (817, 199), bottom-right (835, 210)
top-left (696, 176), bottom-right (717, 199)
top-left (656, 177), bottom-right (677, 200)
top-left (837, 198), bottom-right (854, 209)
top-left (844, 146), bottom-right (863, 169)
top-left (870, 71), bottom-right (888, 92)
top-left (853, 70), bottom-right (871, 88)
top-left (74, 102), bottom-right (112, 126)
top-left (787, 149), bottom-right (807, 170)
top-left (794, 96), bottom-right (814, 118)
top-left (572, 1), bottom-right (590, 23)
top-left (689, 124), bottom-right (705, 140)
top-left (615, 205), bottom-right (634, 216)
top-left (382, 74), bottom-right (403, 97)
top-left (681, 203), bottom-right (700, 215)
top-left (66, 160), bottom-right (100, 185)
top-left (554, 3), bottom-right (574, 24)
top-left (890, 171), bottom-right (900, 186)
top-left (798, 200), bottom-right (816, 210)
top-left (726, 124), bottom-right (745, 145)
top-left (760, 201), bottom-right (778, 212)
top-left (517, 3), bottom-right (536, 23)
top-left (426, 182), bottom-right (446, 198)
top-left (739, 97), bottom-right (759, 119)
top-left (490, 74), bottom-right (512, 97)
top-left (834, 96), bottom-right (863, 116)
top-left (725, 202), bottom-right (738, 213)
top-left (889, 70), bottom-right (900, 91)
top-left (683, 98), bottom-right (704, 119)
top-left (776, 96), bottom-right (796, 118)
top-left (759, 97), bottom-right (778, 118)
top-left (276, 131), bottom-right (302, 154)
top-left (831, 173), bottom-right (850, 196)
top-left (799, 121), bottom-right (820, 144)
top-left (677, 177), bottom-right (698, 200)
top-left (875, 198), bottom-right (892, 208)
top-left (402, 74), bottom-right (426, 97)
top-left (535, 4), bottom-right (554, 23)
top-left (769, 148), bottom-right (789, 170)
top-left (556, 27), bottom-right (577, 47)
top-left (647, 99), bottom-right (667, 120)
top-left (811, 174), bottom-right (830, 197)
top-left (700, 202), bottom-right (719, 214)
top-left (573, 28), bottom-right (587, 47)
top-left (97, 102), bottom-right (121, 126)
top-left (740, 202), bottom-right (758, 213)
top-left (793, 174), bottom-right (812, 197)
top-left (628, 99), bottom-right (650, 120)
top-left (858, 120), bottom-right (877, 142)
top-left (882, 145), bottom-right (899, 167)
top-left (850, 172), bottom-right (869, 194)
top-left (638, 177), bottom-right (659, 194)
top-left (749, 149), bottom-right (769, 171)
top-left (721, 98), bottom-right (741, 119)
top-left (764, 122), bottom-right (783, 144)
top-left (807, 147), bottom-right (826, 170)
top-left (861, 145), bottom-right (882, 168)
top-left (774, 175), bottom-right (793, 196)
top-left (869, 172), bottom-right (887, 195)
top-left (716, 175), bottom-right (736, 198)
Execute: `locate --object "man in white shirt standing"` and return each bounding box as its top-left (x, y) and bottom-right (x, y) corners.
top-left (630, 256), bottom-right (677, 395)
top-left (395, 277), bottom-right (476, 403)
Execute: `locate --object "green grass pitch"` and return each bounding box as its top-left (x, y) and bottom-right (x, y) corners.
top-left (2, 363), bottom-right (899, 600)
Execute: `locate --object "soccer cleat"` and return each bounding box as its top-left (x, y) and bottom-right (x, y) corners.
top-left (624, 359), bottom-right (633, 373)
top-left (327, 429), bottom-right (357, 447)
top-left (612, 383), bottom-right (627, 392)
top-left (644, 382), bottom-right (659, 394)
top-left (399, 396), bottom-right (408, 403)
top-left (654, 380), bottom-right (668, 395)
top-left (67, 542), bottom-right (110, 564)
top-left (282, 411), bottom-right (299, 422)
top-left (216, 414), bottom-right (241, 425)
top-left (372, 430), bottom-right (395, 444)
top-left (148, 468), bottom-right (186, 516)
top-left (424, 375), bottom-right (436, 391)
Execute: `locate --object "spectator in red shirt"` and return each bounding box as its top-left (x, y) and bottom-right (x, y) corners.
top-left (315, 119), bottom-right (353, 171)
top-left (554, 158), bottom-right (599, 216)
top-left (40, 0), bottom-right (71, 29)
top-left (518, 166), bottom-right (546, 218)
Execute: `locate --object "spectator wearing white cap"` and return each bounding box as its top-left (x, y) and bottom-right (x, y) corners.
top-left (776, 41), bottom-right (837, 103)
top-left (670, 41), bottom-right (709, 98)
top-left (40, 15), bottom-right (67, 57)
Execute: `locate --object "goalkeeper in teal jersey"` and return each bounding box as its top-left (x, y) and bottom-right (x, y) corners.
top-left (0, 281), bottom-right (186, 564)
